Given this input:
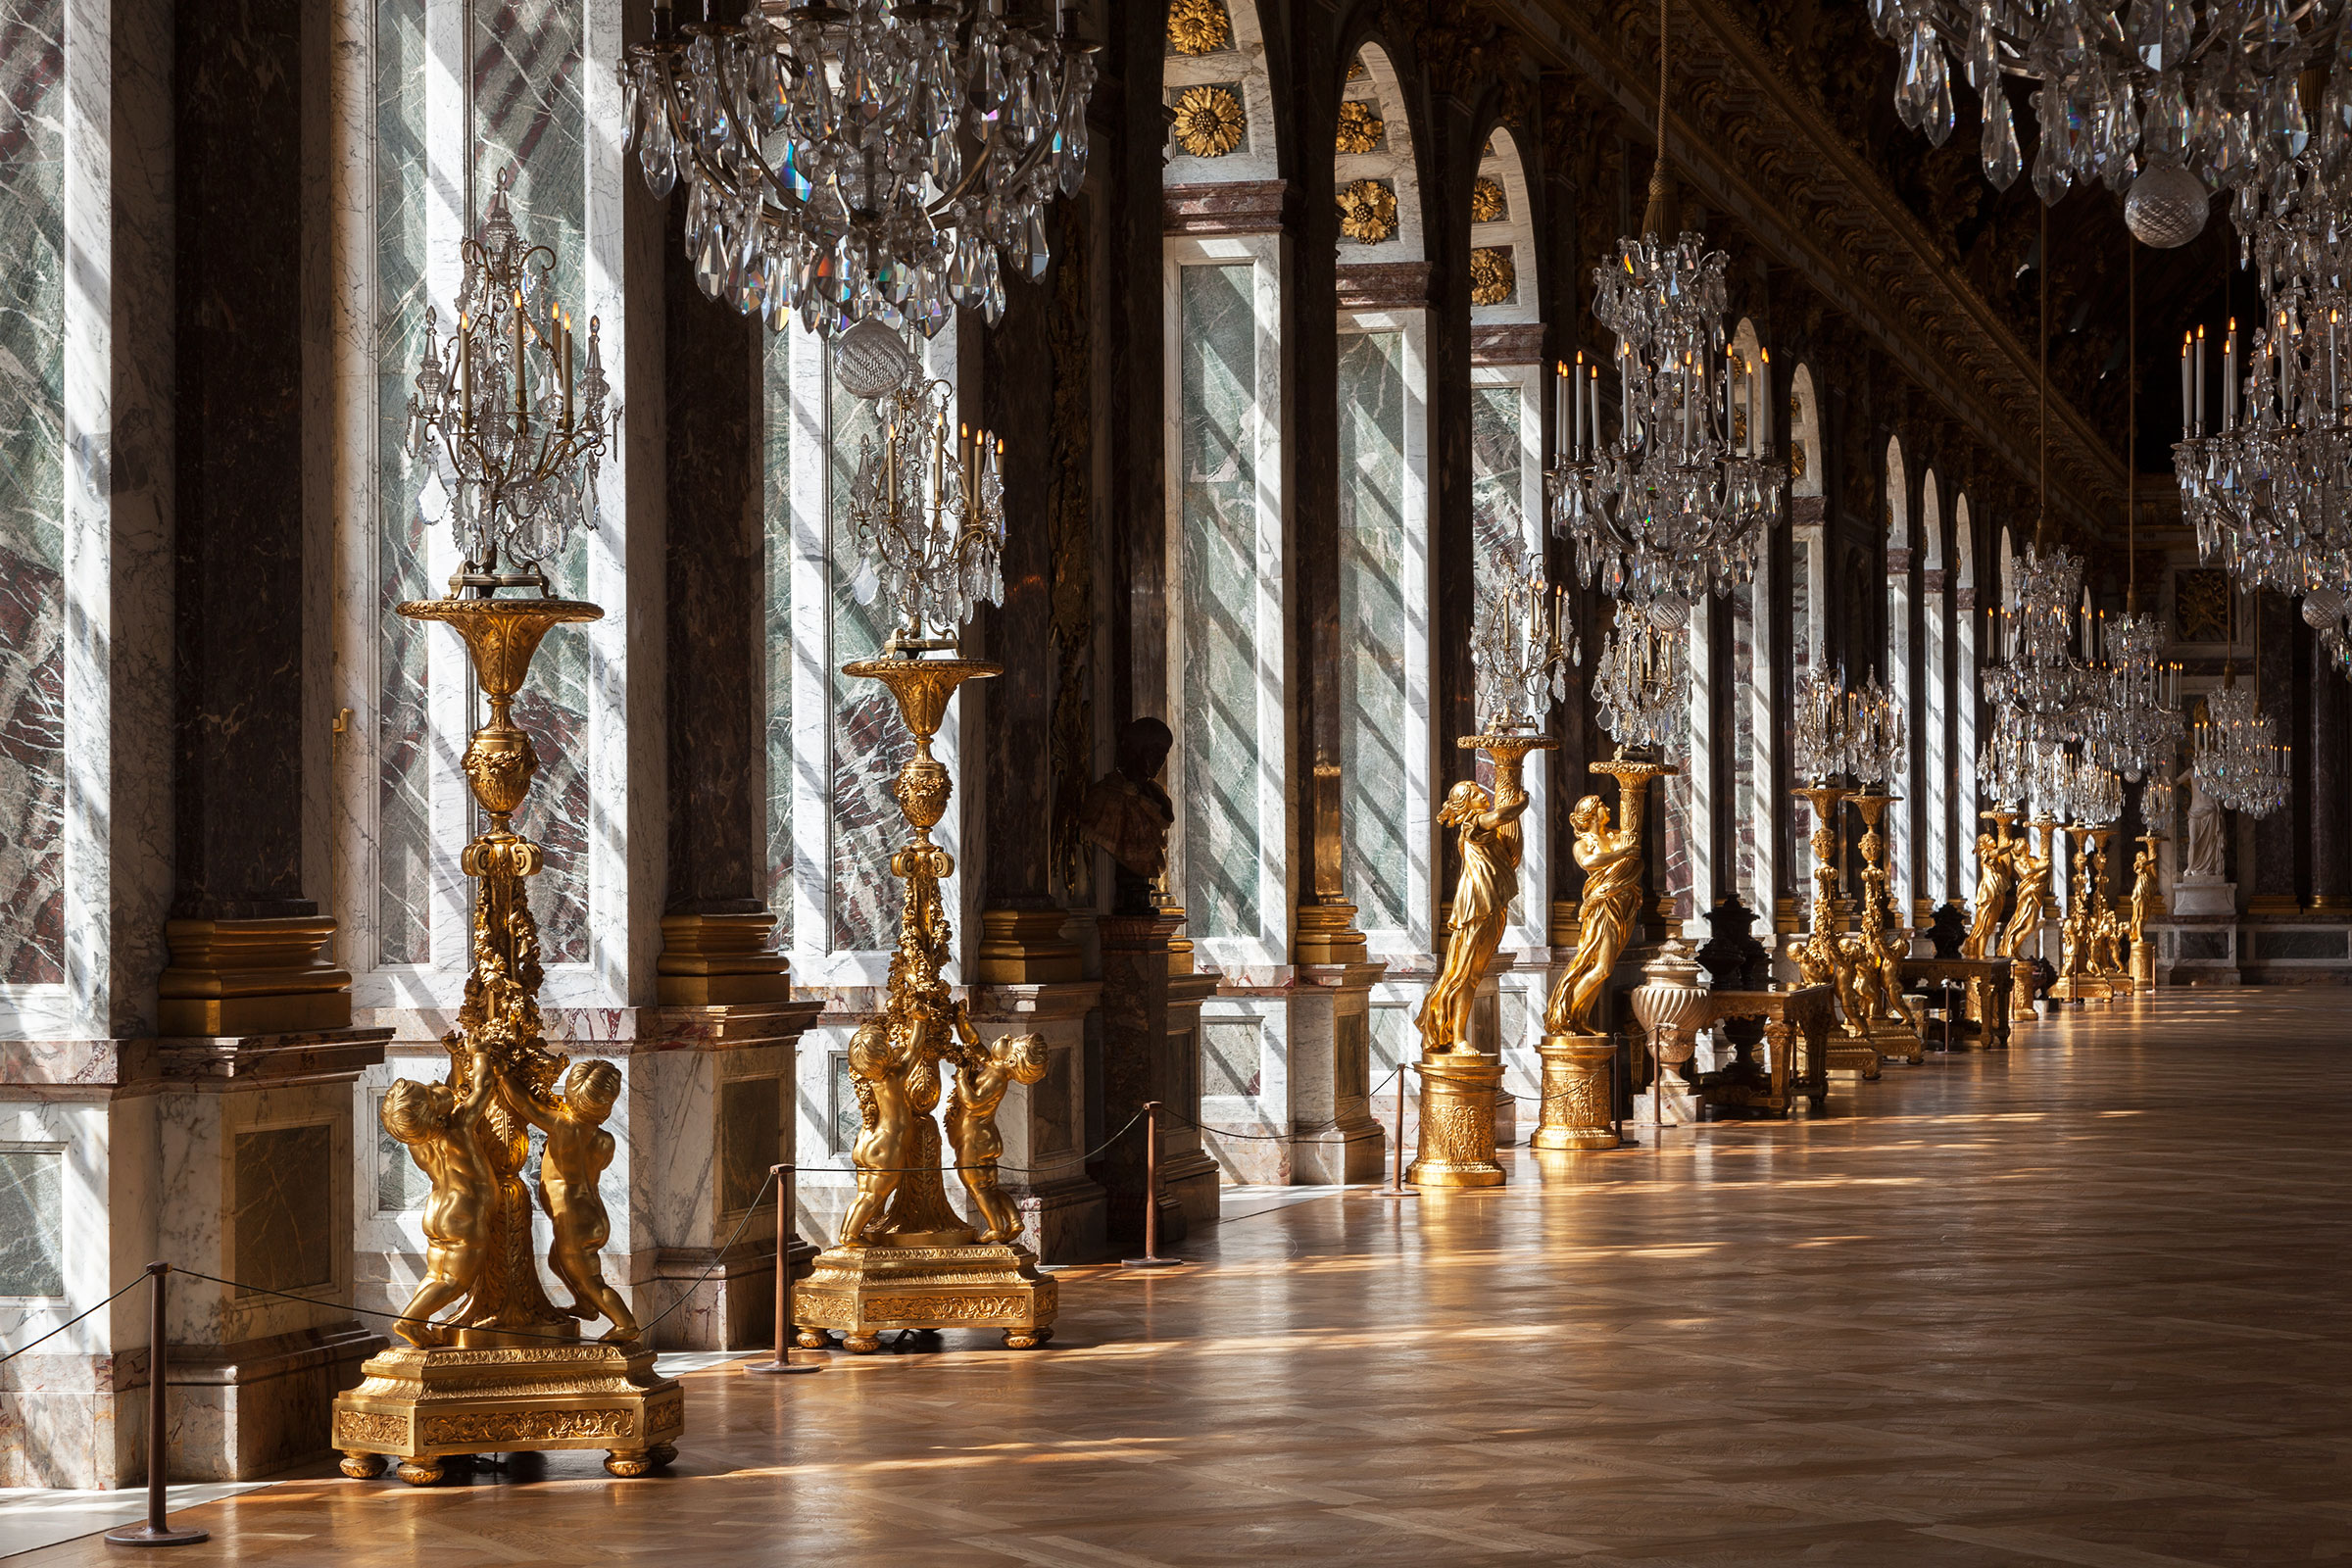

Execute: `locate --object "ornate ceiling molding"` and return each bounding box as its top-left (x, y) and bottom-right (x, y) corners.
top-left (1498, 0), bottom-right (2124, 537)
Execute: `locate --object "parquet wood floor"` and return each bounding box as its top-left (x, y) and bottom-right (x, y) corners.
top-left (20, 991), bottom-right (2352, 1566)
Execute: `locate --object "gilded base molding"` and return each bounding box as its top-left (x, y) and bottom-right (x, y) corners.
top-left (974, 906), bottom-right (1084, 984)
top-left (2131, 937), bottom-right (2156, 990)
top-left (158, 916), bottom-right (353, 1035)
top-left (1530, 1033), bottom-right (1617, 1150)
top-left (792, 1240), bottom-right (1058, 1350)
top-left (655, 911), bottom-right (792, 1005)
top-left (1825, 1035), bottom-right (1883, 1080)
top-left (1294, 900), bottom-right (1369, 966)
top-left (1407, 1053), bottom-right (1505, 1187)
top-left (331, 1340), bottom-right (682, 1483)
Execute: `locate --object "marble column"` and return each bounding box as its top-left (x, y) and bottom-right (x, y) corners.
top-left (2311, 630), bottom-right (2349, 913)
top-left (659, 193), bottom-right (790, 1005)
top-left (164, 0), bottom-right (350, 1033)
top-left (2249, 594), bottom-right (2301, 916)
top-left (1093, 916), bottom-right (1218, 1248)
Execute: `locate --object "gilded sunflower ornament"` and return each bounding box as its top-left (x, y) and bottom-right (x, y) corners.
top-left (1171, 84), bottom-right (1246, 158)
top-left (1469, 246), bottom-right (1516, 305)
top-left (1335, 99), bottom-right (1383, 155)
top-left (1337, 178), bottom-right (1398, 244)
top-left (1165, 0), bottom-right (1233, 56)
top-left (1470, 176), bottom-right (1506, 223)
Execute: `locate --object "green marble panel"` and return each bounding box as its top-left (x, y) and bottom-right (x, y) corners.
top-left (1338, 330), bottom-right (1411, 933)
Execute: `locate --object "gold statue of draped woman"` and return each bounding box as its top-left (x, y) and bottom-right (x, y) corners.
top-left (1416, 775), bottom-right (1531, 1055)
top-left (1545, 794), bottom-right (1644, 1035)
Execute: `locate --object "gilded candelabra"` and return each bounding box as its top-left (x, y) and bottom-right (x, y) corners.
top-left (334, 202), bottom-right (675, 1485)
top-left (1533, 751), bottom-right (1673, 1150)
top-left (2130, 833), bottom-right (2165, 990)
top-left (1783, 783), bottom-right (1877, 1079)
top-left (792, 338), bottom-right (1054, 1351)
top-left (1416, 564), bottom-right (1573, 1183)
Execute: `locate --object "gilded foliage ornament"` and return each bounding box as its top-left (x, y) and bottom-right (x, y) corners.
top-left (1172, 84), bottom-right (1246, 158)
top-left (1335, 99), bottom-right (1384, 154)
top-left (1165, 0), bottom-right (1232, 56)
top-left (1337, 178), bottom-right (1399, 244)
top-left (1469, 245), bottom-right (1515, 305)
top-left (1470, 175), bottom-right (1506, 222)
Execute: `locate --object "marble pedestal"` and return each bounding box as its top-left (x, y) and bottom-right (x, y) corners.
top-left (2171, 876), bottom-right (2235, 917)
top-left (970, 981), bottom-right (1109, 1261)
top-left (630, 1001), bottom-right (821, 1351)
top-left (1285, 961), bottom-right (1388, 1184)
top-left (1097, 917), bottom-right (1219, 1251)
top-left (0, 1029), bottom-right (403, 1488)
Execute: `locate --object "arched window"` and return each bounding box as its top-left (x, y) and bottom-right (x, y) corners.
top-left (1885, 438), bottom-right (1913, 917)
top-left (347, 0), bottom-right (610, 1000)
top-left (1163, 0), bottom-right (1285, 977)
top-left (1466, 124), bottom-right (1546, 953)
top-left (1788, 364), bottom-right (1826, 672)
top-left (1725, 319), bottom-right (1771, 913)
top-left (1337, 43), bottom-right (1429, 970)
top-left (1921, 475), bottom-right (1949, 913)
top-left (1954, 496), bottom-right (1979, 861)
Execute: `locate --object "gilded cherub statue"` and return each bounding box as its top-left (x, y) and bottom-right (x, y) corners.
top-left (499, 1056), bottom-right (635, 1342)
top-left (947, 1033), bottom-right (1049, 1242)
top-left (380, 1045), bottom-right (501, 1348)
top-left (1962, 831), bottom-right (2011, 958)
top-left (839, 1020), bottom-right (914, 1245)
top-left (1417, 774), bottom-right (1532, 1054)
top-left (1545, 794), bottom-right (1644, 1036)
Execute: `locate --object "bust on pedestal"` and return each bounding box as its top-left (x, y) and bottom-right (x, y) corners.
top-left (2170, 769), bottom-right (2235, 915)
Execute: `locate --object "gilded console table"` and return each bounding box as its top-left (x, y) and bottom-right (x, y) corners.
top-left (1899, 956), bottom-right (2012, 1050)
top-left (1684, 985), bottom-right (1834, 1120)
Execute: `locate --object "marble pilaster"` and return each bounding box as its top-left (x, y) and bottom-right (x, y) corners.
top-left (969, 982), bottom-right (1108, 1261)
top-left (1096, 917), bottom-right (1217, 1249)
top-left (1284, 962), bottom-right (1387, 1184)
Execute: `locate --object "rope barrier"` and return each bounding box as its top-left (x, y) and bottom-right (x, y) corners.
top-left (0, 1274), bottom-right (148, 1365)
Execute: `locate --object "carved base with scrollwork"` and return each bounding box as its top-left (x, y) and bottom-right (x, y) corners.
top-left (332, 1340), bottom-right (682, 1484)
top-left (1406, 1053), bottom-right (1506, 1187)
top-left (792, 1240), bottom-right (1058, 1351)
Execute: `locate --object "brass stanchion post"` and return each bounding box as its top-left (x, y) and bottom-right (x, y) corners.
top-left (1376, 1064), bottom-right (1416, 1198)
top-left (744, 1165), bottom-right (820, 1374)
top-left (1122, 1102), bottom-right (1183, 1268)
top-left (106, 1262), bottom-right (207, 1547)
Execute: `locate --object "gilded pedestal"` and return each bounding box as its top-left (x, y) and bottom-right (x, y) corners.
top-left (1530, 1033), bottom-right (1618, 1150)
top-left (333, 1342), bottom-right (682, 1482)
top-left (1407, 1053), bottom-right (1506, 1186)
top-left (792, 656), bottom-right (1056, 1351)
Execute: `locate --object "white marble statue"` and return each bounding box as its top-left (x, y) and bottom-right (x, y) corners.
top-left (2179, 767), bottom-right (2225, 880)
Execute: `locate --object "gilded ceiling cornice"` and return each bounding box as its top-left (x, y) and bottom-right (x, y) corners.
top-left (1497, 0), bottom-right (2124, 536)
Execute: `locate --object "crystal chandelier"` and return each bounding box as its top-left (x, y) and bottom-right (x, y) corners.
top-left (2092, 603), bottom-right (2182, 780)
top-left (2060, 750), bottom-right (2124, 825)
top-left (407, 181), bottom-right (612, 591)
top-left (1591, 600), bottom-right (1688, 756)
top-left (1845, 675), bottom-right (1906, 792)
top-left (1983, 542), bottom-right (2098, 742)
top-left (619, 1), bottom-right (1098, 337)
top-left (845, 359), bottom-right (1005, 647)
top-left (1868, 0), bottom-right (2352, 245)
top-left (1979, 699), bottom-right (2034, 808)
top-left (1471, 564), bottom-right (1578, 735)
top-left (1544, 0), bottom-right (1784, 630)
top-left (2141, 755), bottom-right (2177, 827)
top-left (1791, 666), bottom-right (1854, 785)
top-left (2192, 679), bottom-right (2290, 816)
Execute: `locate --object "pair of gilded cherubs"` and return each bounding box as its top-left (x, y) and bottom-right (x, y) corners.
top-left (379, 952), bottom-right (636, 1348)
top-left (837, 827), bottom-right (1048, 1248)
top-left (1784, 852), bottom-right (1915, 1039)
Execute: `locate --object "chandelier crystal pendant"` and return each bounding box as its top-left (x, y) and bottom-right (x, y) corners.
top-left (1869, 0), bottom-right (2352, 244)
top-left (1982, 542), bottom-right (2099, 745)
top-left (1845, 675), bottom-right (1906, 793)
top-left (407, 179), bottom-right (613, 591)
top-left (1979, 699), bottom-right (2034, 810)
top-left (1544, 0), bottom-right (1785, 634)
top-left (619, 0), bottom-right (1099, 338)
top-left (1792, 665), bottom-right (1856, 786)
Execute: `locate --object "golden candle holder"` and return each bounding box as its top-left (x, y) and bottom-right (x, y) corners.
top-left (334, 594), bottom-right (687, 1485)
top-left (1783, 782), bottom-right (1879, 1078)
top-left (1532, 751), bottom-right (1671, 1152)
top-left (789, 654), bottom-right (1058, 1351)
top-left (1409, 732), bottom-right (1551, 1189)
top-left (1845, 789), bottom-right (1923, 1056)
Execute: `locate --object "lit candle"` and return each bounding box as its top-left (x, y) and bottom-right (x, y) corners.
top-left (2224, 318), bottom-right (2238, 430)
top-left (459, 314), bottom-right (473, 429)
top-left (2180, 332), bottom-right (2192, 443)
top-left (1587, 364), bottom-right (1599, 457)
top-left (1758, 349), bottom-right (1772, 450)
top-left (2194, 323), bottom-right (2206, 436)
